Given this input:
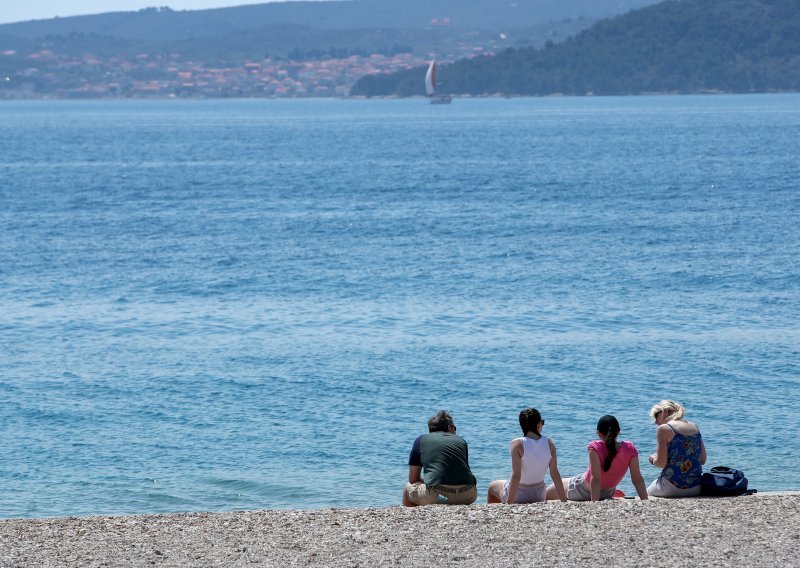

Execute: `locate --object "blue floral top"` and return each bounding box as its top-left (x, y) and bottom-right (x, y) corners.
top-left (662, 424), bottom-right (703, 489)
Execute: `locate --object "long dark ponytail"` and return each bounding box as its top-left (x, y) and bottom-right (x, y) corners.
top-left (597, 415), bottom-right (621, 472)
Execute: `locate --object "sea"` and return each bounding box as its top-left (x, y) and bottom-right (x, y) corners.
top-left (1, 94), bottom-right (799, 518)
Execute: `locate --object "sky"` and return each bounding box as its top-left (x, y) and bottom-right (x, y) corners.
top-left (0, 1), bottom-right (290, 25)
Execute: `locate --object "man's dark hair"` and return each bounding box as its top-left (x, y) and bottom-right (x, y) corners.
top-left (428, 410), bottom-right (454, 433)
top-left (519, 407), bottom-right (542, 435)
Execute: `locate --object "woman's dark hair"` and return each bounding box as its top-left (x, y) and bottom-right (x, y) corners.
top-left (428, 410), bottom-right (454, 433)
top-left (597, 415), bottom-right (620, 472)
top-left (519, 408), bottom-right (542, 435)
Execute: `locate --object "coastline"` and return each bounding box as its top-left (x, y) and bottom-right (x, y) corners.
top-left (1, 493), bottom-right (796, 567)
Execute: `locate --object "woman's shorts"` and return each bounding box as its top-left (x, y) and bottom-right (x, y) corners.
top-left (566, 476), bottom-right (615, 501)
top-left (647, 476), bottom-right (701, 498)
top-left (501, 481), bottom-right (546, 504)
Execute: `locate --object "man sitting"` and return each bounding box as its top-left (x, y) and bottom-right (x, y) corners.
top-left (403, 410), bottom-right (478, 506)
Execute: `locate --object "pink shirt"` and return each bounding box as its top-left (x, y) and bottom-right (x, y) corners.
top-left (581, 440), bottom-right (638, 489)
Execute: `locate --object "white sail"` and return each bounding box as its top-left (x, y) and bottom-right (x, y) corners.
top-left (425, 59), bottom-right (436, 97)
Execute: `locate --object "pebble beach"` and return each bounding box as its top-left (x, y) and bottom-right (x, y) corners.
top-left (1, 493), bottom-right (797, 567)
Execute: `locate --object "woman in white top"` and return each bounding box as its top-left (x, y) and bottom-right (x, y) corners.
top-left (488, 407), bottom-right (568, 503)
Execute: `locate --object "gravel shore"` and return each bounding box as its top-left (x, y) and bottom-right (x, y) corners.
top-left (1, 493), bottom-right (797, 567)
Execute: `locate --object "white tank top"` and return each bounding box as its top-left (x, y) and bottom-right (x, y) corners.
top-left (518, 435), bottom-right (551, 485)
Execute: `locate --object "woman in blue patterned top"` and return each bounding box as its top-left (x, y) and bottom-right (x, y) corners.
top-left (646, 400), bottom-right (707, 498)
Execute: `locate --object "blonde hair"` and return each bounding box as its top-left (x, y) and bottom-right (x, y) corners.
top-left (649, 400), bottom-right (686, 422)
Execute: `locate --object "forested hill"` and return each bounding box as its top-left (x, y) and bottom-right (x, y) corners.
top-left (350, 0), bottom-right (800, 97)
top-left (0, 1), bottom-right (658, 40)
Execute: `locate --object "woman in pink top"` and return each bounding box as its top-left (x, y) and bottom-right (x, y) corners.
top-left (546, 415), bottom-right (649, 501)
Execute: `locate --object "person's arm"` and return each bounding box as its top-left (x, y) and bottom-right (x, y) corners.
top-left (700, 438), bottom-right (707, 465)
top-left (548, 438), bottom-right (568, 502)
top-left (628, 455), bottom-right (648, 500)
top-left (403, 436), bottom-right (424, 507)
top-left (588, 449), bottom-right (602, 501)
top-left (648, 425), bottom-right (670, 468)
top-left (504, 439), bottom-right (523, 504)
top-left (407, 436), bottom-right (423, 483)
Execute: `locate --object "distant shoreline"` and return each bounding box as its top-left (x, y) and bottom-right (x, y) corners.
top-left (1, 493), bottom-right (796, 566)
top-left (2, 89), bottom-right (800, 102)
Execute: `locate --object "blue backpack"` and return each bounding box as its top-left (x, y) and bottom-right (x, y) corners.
top-left (700, 466), bottom-right (750, 496)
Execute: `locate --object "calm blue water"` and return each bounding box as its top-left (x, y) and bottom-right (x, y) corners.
top-left (1, 95), bottom-right (799, 518)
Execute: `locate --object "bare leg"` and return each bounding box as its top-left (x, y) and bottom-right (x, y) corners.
top-left (487, 480), bottom-right (506, 504)
top-left (546, 479), bottom-right (570, 501)
top-left (402, 486), bottom-right (418, 507)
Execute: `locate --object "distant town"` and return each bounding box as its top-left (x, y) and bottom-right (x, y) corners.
top-left (1, 44), bottom-right (491, 99)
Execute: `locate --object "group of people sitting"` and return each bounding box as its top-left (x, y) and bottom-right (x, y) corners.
top-left (403, 400), bottom-right (707, 506)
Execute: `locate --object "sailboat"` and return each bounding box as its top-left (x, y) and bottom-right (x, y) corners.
top-left (425, 59), bottom-right (452, 104)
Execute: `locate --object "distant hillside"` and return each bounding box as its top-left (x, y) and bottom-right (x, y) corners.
top-left (0, 33), bottom-right (33, 52)
top-left (350, 0), bottom-right (800, 96)
top-left (0, 0), bottom-right (661, 70)
top-left (0, 21), bottom-right (593, 66)
top-left (0, 0), bottom-right (667, 99)
top-left (163, 25), bottom-right (501, 64)
top-left (0, 1), bottom-right (659, 40)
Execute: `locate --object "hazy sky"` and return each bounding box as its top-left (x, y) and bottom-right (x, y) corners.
top-left (0, 1), bottom-right (289, 25)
